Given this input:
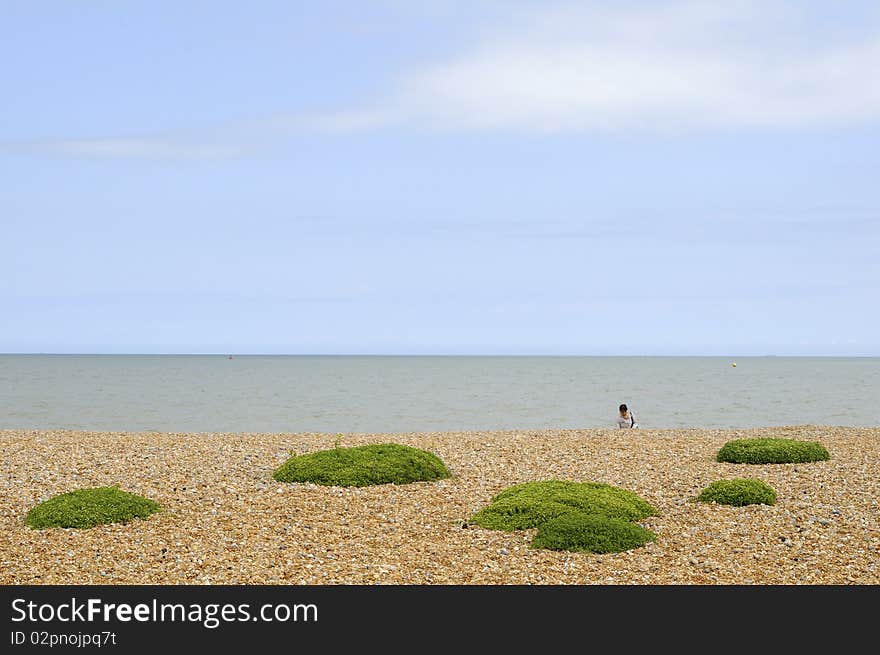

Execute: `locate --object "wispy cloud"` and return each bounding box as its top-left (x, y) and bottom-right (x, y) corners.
top-left (7, 137), bottom-right (249, 160)
top-left (5, 1), bottom-right (880, 159)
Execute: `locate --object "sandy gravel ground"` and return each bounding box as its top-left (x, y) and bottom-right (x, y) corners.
top-left (1, 426), bottom-right (877, 584)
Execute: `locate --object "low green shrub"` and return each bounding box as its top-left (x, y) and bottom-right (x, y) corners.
top-left (25, 487), bottom-right (161, 529)
top-left (470, 480), bottom-right (657, 531)
top-left (531, 512), bottom-right (657, 553)
top-left (697, 478), bottom-right (777, 506)
top-left (272, 443), bottom-right (451, 487)
top-left (716, 438), bottom-right (830, 464)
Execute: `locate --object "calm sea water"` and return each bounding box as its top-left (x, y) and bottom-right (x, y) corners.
top-left (0, 355), bottom-right (877, 433)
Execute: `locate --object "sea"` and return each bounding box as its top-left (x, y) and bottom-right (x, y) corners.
top-left (0, 355), bottom-right (877, 433)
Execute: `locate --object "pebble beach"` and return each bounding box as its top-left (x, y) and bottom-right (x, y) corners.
top-left (1, 425), bottom-right (878, 585)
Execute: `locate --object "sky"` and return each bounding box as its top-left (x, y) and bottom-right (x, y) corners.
top-left (1, 0), bottom-right (878, 355)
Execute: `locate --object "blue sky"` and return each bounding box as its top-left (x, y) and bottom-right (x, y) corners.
top-left (2, 1), bottom-right (878, 354)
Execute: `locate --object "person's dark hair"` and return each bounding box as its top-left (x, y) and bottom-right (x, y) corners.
top-left (619, 403), bottom-right (628, 413)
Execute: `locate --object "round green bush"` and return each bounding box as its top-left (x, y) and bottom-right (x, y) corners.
top-left (272, 443), bottom-right (451, 487)
top-left (25, 487), bottom-right (161, 529)
top-left (530, 512), bottom-right (657, 553)
top-left (716, 438), bottom-right (830, 464)
top-left (470, 480), bottom-right (657, 531)
top-left (697, 478), bottom-right (777, 506)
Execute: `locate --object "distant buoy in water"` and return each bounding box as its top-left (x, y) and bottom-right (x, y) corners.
top-left (731, 362), bottom-right (737, 367)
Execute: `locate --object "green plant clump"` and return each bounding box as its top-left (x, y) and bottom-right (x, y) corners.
top-left (272, 443), bottom-right (451, 487)
top-left (25, 487), bottom-right (161, 529)
top-left (530, 512), bottom-right (657, 553)
top-left (716, 438), bottom-right (830, 464)
top-left (697, 478), bottom-right (777, 506)
top-left (470, 480), bottom-right (657, 531)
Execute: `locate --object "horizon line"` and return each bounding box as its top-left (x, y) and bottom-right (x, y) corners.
top-left (2, 352), bottom-right (878, 358)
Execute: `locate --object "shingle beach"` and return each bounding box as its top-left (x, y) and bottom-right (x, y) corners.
top-left (1, 426), bottom-right (877, 584)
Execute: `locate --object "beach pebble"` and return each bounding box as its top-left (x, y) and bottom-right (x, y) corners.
top-left (1, 425), bottom-right (877, 585)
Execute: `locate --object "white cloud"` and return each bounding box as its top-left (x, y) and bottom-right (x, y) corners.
top-left (335, 1), bottom-right (880, 133)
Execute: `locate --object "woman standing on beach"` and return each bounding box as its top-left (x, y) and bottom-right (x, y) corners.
top-left (617, 404), bottom-right (638, 428)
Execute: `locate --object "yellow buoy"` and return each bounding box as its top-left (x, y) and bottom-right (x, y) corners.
top-left (731, 362), bottom-right (737, 367)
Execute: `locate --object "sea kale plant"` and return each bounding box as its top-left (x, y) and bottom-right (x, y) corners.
top-left (25, 487), bottom-right (161, 529)
top-left (716, 438), bottom-right (830, 464)
top-left (471, 480), bottom-right (658, 554)
top-left (272, 443), bottom-right (450, 487)
top-left (697, 478), bottom-right (777, 506)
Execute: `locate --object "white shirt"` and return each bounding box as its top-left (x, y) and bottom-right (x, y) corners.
top-left (616, 413), bottom-right (638, 428)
